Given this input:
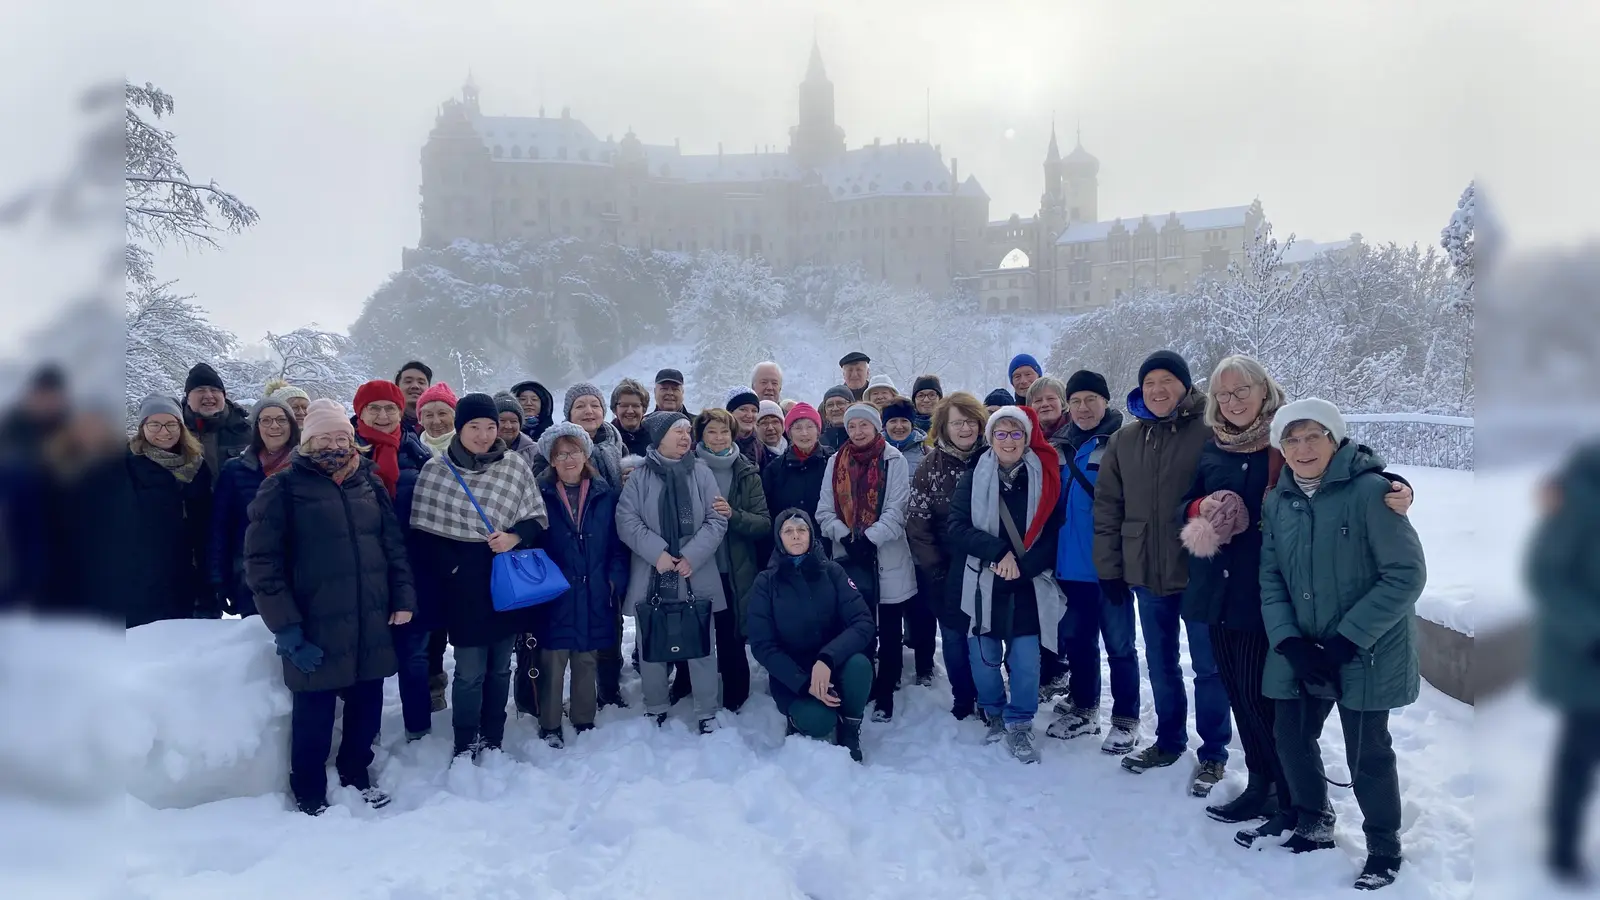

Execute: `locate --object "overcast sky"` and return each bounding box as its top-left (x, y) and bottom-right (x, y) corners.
top-left (4, 0), bottom-right (1596, 344)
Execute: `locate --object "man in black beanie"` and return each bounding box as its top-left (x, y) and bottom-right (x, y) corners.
top-left (910, 375), bottom-right (942, 432)
top-left (182, 362), bottom-right (252, 485)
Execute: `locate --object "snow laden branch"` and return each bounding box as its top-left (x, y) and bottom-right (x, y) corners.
top-left (671, 252), bottom-right (786, 405)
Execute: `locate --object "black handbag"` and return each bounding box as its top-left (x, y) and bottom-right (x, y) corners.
top-left (638, 574), bottom-right (713, 664)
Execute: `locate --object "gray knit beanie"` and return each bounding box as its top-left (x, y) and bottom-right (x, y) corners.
top-left (823, 384), bottom-right (854, 407)
top-left (537, 421), bottom-right (594, 461)
top-left (843, 402), bottom-right (883, 434)
top-left (137, 394), bottom-right (183, 425)
top-left (251, 396), bottom-right (294, 425)
top-left (643, 410), bottom-right (691, 448)
top-left (563, 382), bottom-right (605, 420)
top-left (492, 391), bottom-right (523, 419)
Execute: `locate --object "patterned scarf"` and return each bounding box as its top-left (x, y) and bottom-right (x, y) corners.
top-left (935, 437), bottom-right (980, 464)
top-left (1213, 413), bottom-right (1273, 455)
top-left (137, 443), bottom-right (202, 484)
top-left (257, 445), bottom-right (292, 477)
top-left (306, 447), bottom-right (360, 485)
top-left (410, 437), bottom-right (547, 542)
top-left (832, 434), bottom-right (886, 534)
top-left (356, 421), bottom-right (402, 496)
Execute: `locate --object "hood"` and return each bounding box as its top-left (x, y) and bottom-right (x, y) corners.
top-left (1054, 407), bottom-right (1124, 451)
top-left (1126, 386), bottom-right (1204, 425)
top-left (1277, 440), bottom-right (1387, 497)
top-left (512, 381), bottom-right (556, 430)
top-left (767, 507), bottom-right (827, 570)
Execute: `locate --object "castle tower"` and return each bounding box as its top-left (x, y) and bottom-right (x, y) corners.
top-left (788, 39), bottom-right (846, 170)
top-left (1037, 121), bottom-right (1068, 310)
top-left (1063, 126), bottom-right (1100, 224)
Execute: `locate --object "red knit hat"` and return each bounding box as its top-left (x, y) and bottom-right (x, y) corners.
top-left (416, 381), bottom-right (458, 411)
top-left (353, 379), bottom-right (407, 415)
top-left (783, 401), bottom-right (822, 434)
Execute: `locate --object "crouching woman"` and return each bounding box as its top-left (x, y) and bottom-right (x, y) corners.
top-left (1253, 399), bottom-right (1425, 892)
top-left (244, 399), bottom-right (417, 815)
top-left (747, 509), bottom-right (876, 762)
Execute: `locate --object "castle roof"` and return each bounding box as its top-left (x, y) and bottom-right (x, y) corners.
top-left (1055, 205), bottom-right (1253, 245)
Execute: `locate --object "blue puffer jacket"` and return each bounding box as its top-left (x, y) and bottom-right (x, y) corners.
top-left (536, 473), bottom-right (631, 652)
top-left (1053, 410), bottom-right (1123, 584)
top-left (209, 452), bottom-right (271, 616)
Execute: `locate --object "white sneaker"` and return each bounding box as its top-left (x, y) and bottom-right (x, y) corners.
top-left (1101, 718), bottom-right (1139, 755)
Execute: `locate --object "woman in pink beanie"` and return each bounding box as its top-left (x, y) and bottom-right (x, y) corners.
top-left (415, 382), bottom-right (458, 458)
top-left (761, 401), bottom-right (830, 526)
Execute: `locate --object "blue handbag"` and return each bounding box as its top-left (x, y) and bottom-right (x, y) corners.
top-left (441, 458), bottom-right (570, 612)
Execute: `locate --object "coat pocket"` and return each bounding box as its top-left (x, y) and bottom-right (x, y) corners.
top-left (1120, 521), bottom-right (1148, 584)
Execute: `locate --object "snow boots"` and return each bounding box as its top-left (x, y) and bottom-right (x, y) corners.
top-left (1121, 745), bottom-right (1181, 773)
top-left (837, 716), bottom-right (864, 763)
top-left (984, 716), bottom-right (1008, 744)
top-left (1007, 725), bottom-right (1041, 764)
top-left (1282, 808), bottom-right (1336, 854)
top-left (1235, 807), bottom-right (1297, 849)
top-left (1102, 717), bottom-right (1139, 755)
top-left (540, 727), bottom-right (565, 749)
top-left (1354, 854), bottom-right (1402, 891)
top-left (1045, 706), bottom-right (1102, 740)
top-left (1206, 773), bottom-right (1279, 823)
top-left (429, 672), bottom-right (448, 713)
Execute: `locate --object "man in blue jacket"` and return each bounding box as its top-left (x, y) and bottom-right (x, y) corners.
top-left (1045, 370), bottom-right (1140, 755)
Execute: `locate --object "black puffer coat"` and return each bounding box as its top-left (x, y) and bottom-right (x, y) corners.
top-left (125, 450), bottom-right (214, 627)
top-left (536, 473), bottom-right (629, 652)
top-left (761, 446), bottom-right (832, 529)
top-left (1179, 440), bottom-right (1274, 631)
top-left (244, 454), bottom-right (417, 692)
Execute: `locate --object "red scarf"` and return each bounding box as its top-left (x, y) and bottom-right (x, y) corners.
top-left (257, 445), bottom-right (292, 477)
top-left (1018, 407), bottom-right (1062, 549)
top-left (356, 422), bottom-right (401, 497)
top-left (832, 434), bottom-right (886, 533)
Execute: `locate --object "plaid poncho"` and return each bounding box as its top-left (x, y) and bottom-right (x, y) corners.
top-left (410, 448), bottom-right (548, 542)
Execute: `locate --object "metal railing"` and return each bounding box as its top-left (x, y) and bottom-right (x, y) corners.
top-left (1343, 413), bottom-right (1474, 470)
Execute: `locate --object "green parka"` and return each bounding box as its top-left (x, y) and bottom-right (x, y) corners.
top-left (722, 453), bottom-right (772, 635)
top-left (1259, 442), bottom-right (1426, 710)
top-left (1527, 443), bottom-right (1600, 711)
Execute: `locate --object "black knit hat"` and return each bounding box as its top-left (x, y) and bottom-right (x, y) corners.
top-left (983, 388), bottom-right (1014, 407)
top-left (454, 392), bottom-right (499, 431)
top-left (1137, 350), bottom-right (1192, 391)
top-left (911, 375), bottom-right (943, 399)
top-left (395, 360), bottom-right (433, 384)
top-left (184, 363), bottom-right (226, 394)
top-left (1063, 369), bottom-right (1110, 401)
top-left (643, 409), bottom-right (690, 448)
top-left (882, 397), bottom-right (916, 426)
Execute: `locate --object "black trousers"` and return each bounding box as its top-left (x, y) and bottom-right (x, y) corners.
top-left (1214, 627), bottom-right (1289, 799)
top-left (1549, 710), bottom-right (1600, 866)
top-left (873, 601), bottom-right (907, 708)
top-left (596, 608), bottom-right (624, 701)
top-left (672, 576), bottom-right (751, 711)
top-left (289, 678), bottom-right (383, 809)
top-left (1275, 698), bottom-right (1402, 858)
top-left (427, 628), bottom-right (449, 678)
top-left (904, 586), bottom-right (937, 679)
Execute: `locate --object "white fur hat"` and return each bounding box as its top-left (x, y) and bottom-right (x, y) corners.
top-left (1270, 398), bottom-right (1346, 449)
top-left (985, 405), bottom-right (1032, 442)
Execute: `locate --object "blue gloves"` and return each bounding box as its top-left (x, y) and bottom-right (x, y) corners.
top-left (274, 624), bottom-right (325, 675)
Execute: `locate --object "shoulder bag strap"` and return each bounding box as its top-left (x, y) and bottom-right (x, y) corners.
top-left (441, 456), bottom-right (497, 535)
top-left (1062, 445), bottom-right (1095, 499)
top-left (997, 500), bottom-right (1028, 558)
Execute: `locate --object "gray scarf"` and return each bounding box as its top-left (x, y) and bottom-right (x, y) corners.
top-left (958, 448), bottom-right (1065, 652)
top-left (696, 444), bottom-right (741, 573)
top-left (448, 435), bottom-right (508, 472)
top-left (1294, 473), bottom-right (1323, 497)
top-left (645, 447), bottom-right (698, 559)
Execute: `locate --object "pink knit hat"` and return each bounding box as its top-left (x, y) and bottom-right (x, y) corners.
top-left (783, 401), bottom-right (823, 433)
top-left (301, 398), bottom-right (353, 443)
top-left (417, 381), bottom-right (458, 411)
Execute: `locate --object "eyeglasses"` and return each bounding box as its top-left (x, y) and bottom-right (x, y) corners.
top-left (256, 416), bottom-right (289, 428)
top-left (312, 436), bottom-right (354, 449)
top-left (992, 430), bottom-right (1025, 442)
top-left (1066, 397), bottom-right (1103, 410)
top-left (950, 419), bottom-right (979, 431)
top-left (1280, 430), bottom-right (1330, 451)
top-left (1211, 384), bottom-right (1257, 405)
top-left (554, 451), bottom-right (585, 461)
top-left (144, 422), bottom-right (180, 434)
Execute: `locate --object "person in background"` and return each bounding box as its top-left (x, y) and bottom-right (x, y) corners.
top-left (408, 393), bottom-right (549, 760)
top-left (1044, 369), bottom-right (1140, 755)
top-left (751, 361), bottom-right (784, 404)
top-left (532, 422), bottom-right (630, 748)
top-left (1094, 350), bottom-right (1230, 792)
top-left (616, 410), bottom-right (728, 733)
top-left (725, 387), bottom-right (771, 470)
top-left (180, 363), bottom-right (252, 485)
top-left (653, 368), bottom-right (687, 413)
top-left (266, 379), bottom-right (310, 430)
top-left (1251, 400), bottom-right (1424, 892)
top-left (1529, 441), bottom-right (1600, 885)
top-left (126, 394), bottom-right (215, 627)
top-left (756, 401), bottom-right (787, 465)
top-left (244, 398), bottom-right (416, 814)
top-left (511, 380), bottom-right (555, 442)
top-left (907, 392), bottom-right (989, 720)
top-left (610, 378), bottom-right (652, 458)
top-left (984, 388), bottom-right (1014, 417)
top-left (353, 379), bottom-right (435, 740)
top-left (762, 402), bottom-right (832, 527)
top-left (693, 408), bottom-right (771, 712)
top-left (838, 352), bottom-right (871, 401)
top-left (747, 509), bottom-right (875, 762)
top-left (394, 361), bottom-right (432, 434)
top-left (416, 382), bottom-right (458, 459)
top-left (881, 396), bottom-right (926, 479)
top-left (947, 405), bottom-right (1063, 763)
top-left (209, 396), bottom-right (299, 619)
top-left (910, 375), bottom-right (942, 433)
top-left (780, 398), bottom-right (798, 415)
top-left (815, 402), bottom-right (917, 721)
top-left (865, 374), bottom-right (898, 410)
top-left (881, 395), bottom-right (928, 676)
top-left (820, 385), bottom-right (854, 453)
top-left (1008, 354), bottom-right (1042, 405)
top-left (1027, 376), bottom-right (1069, 443)
top-left (495, 392), bottom-right (540, 469)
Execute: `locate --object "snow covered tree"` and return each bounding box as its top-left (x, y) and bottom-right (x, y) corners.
top-left (1440, 181), bottom-right (1475, 314)
top-left (255, 327), bottom-right (368, 402)
top-left (124, 280), bottom-right (237, 422)
top-left (671, 252), bottom-right (786, 406)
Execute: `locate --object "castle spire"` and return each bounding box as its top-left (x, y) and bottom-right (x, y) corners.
top-left (1046, 114), bottom-right (1060, 162)
top-left (806, 37), bottom-right (828, 82)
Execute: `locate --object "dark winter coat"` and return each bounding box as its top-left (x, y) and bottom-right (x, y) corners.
top-left (184, 400), bottom-right (253, 487)
top-left (906, 441), bottom-right (983, 628)
top-left (746, 512), bottom-right (876, 715)
top-left (536, 474), bottom-right (630, 652)
top-left (718, 452), bottom-right (771, 633)
top-left (820, 425), bottom-right (848, 455)
top-left (614, 419), bottom-right (651, 458)
top-left (356, 430), bottom-right (432, 528)
top-left (736, 431), bottom-right (777, 472)
top-left (1093, 388), bottom-right (1210, 597)
top-left (243, 454), bottom-right (418, 692)
top-left (208, 451), bottom-right (273, 616)
top-left (519, 382), bottom-right (556, 442)
top-left (125, 450), bottom-right (215, 627)
top-left (410, 516), bottom-right (547, 648)
top-left (1260, 442), bottom-right (1425, 710)
top-left (761, 445), bottom-right (832, 527)
top-left (1529, 442), bottom-right (1600, 711)
top-left (945, 464), bottom-right (1064, 640)
top-left (1052, 410), bottom-right (1123, 584)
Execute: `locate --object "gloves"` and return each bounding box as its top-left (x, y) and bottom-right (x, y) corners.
top-left (1315, 635), bottom-right (1360, 681)
top-left (844, 534), bottom-right (877, 567)
top-left (1275, 636), bottom-right (1330, 686)
top-left (274, 624), bottom-right (325, 675)
top-left (1098, 578), bottom-right (1131, 607)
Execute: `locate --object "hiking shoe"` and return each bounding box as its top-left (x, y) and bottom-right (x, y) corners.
top-left (404, 730), bottom-right (429, 743)
top-left (698, 717), bottom-right (719, 735)
top-left (429, 673), bottom-right (448, 712)
top-left (539, 727), bottom-right (565, 749)
top-left (984, 716), bottom-right (1009, 744)
top-left (976, 707), bottom-right (994, 727)
top-left (1354, 854), bottom-right (1402, 891)
top-left (837, 716), bottom-right (864, 763)
top-left (1051, 696), bottom-right (1076, 716)
top-left (1045, 707), bottom-right (1102, 741)
top-left (360, 787), bottom-right (391, 809)
top-left (597, 694), bottom-right (628, 710)
top-left (1102, 718), bottom-right (1139, 755)
top-left (1283, 810), bottom-right (1336, 853)
top-left (1007, 725), bottom-right (1042, 764)
top-left (1038, 673), bottom-right (1071, 703)
top-left (1206, 775), bottom-right (1278, 824)
top-left (1191, 760), bottom-right (1226, 797)
top-left (295, 797), bottom-right (328, 816)
top-left (1235, 807), bottom-right (1297, 849)
top-left (1120, 745), bottom-right (1182, 773)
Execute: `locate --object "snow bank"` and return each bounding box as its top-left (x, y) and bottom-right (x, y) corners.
top-left (125, 616), bottom-right (292, 810)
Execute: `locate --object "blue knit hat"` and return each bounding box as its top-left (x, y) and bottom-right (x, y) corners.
top-left (1008, 354), bottom-right (1042, 380)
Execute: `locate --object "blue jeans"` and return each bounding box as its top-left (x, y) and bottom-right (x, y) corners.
top-left (1059, 580), bottom-right (1141, 721)
top-left (392, 622), bottom-right (433, 736)
top-left (940, 623), bottom-right (977, 707)
top-left (452, 637), bottom-right (514, 747)
top-left (968, 633), bottom-right (1041, 727)
top-left (1135, 589), bottom-right (1230, 762)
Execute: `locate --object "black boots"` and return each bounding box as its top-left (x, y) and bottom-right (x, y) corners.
top-left (1353, 854), bottom-right (1402, 890)
top-left (1206, 774), bottom-right (1280, 824)
top-left (837, 716), bottom-right (864, 763)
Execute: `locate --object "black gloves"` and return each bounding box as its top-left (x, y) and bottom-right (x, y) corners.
top-left (1276, 636), bottom-right (1331, 686)
top-left (1099, 578), bottom-right (1131, 606)
top-left (844, 534), bottom-right (877, 568)
top-left (1315, 635), bottom-right (1360, 681)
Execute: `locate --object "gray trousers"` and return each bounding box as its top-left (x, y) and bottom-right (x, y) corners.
top-left (1275, 697), bottom-right (1403, 858)
top-left (639, 615), bottom-right (720, 720)
top-left (539, 649), bottom-right (598, 731)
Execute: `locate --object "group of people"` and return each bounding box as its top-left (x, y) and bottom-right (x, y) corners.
top-left (120, 345), bottom-right (1428, 891)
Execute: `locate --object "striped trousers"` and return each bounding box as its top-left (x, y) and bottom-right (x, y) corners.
top-left (1213, 626), bottom-right (1289, 797)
